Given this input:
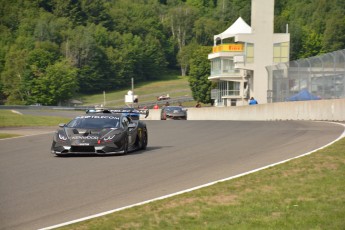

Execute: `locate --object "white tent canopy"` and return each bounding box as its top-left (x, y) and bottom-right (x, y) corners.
top-left (214, 17), bottom-right (251, 45)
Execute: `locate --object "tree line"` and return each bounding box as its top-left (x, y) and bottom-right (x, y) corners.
top-left (0, 0), bottom-right (344, 105)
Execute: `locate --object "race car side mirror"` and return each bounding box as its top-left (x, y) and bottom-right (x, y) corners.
top-left (59, 123), bottom-right (66, 128)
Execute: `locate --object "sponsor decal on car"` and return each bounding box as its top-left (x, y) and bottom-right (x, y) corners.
top-left (78, 143), bottom-right (90, 146)
top-left (71, 136), bottom-right (98, 140)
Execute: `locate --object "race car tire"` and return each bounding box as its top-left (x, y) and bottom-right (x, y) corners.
top-left (135, 128), bottom-right (147, 150)
top-left (141, 129), bottom-right (148, 150)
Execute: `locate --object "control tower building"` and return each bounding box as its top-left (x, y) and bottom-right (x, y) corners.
top-left (209, 0), bottom-right (290, 106)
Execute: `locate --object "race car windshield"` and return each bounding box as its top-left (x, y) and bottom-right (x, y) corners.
top-left (67, 117), bottom-right (119, 129)
top-left (165, 107), bottom-right (182, 112)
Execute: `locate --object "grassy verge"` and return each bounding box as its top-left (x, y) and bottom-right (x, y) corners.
top-left (80, 74), bottom-right (192, 107)
top-left (0, 133), bottom-right (21, 139)
top-left (58, 137), bottom-right (345, 229)
top-left (0, 110), bottom-right (71, 127)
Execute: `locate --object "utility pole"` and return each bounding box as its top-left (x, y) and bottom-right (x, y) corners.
top-left (131, 78), bottom-right (134, 108)
top-left (103, 91), bottom-right (106, 107)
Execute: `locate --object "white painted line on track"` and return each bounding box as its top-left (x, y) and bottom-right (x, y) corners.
top-left (0, 132), bottom-right (54, 141)
top-left (11, 109), bottom-right (23, 115)
top-left (39, 122), bottom-right (345, 230)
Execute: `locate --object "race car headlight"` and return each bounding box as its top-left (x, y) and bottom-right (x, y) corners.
top-left (58, 133), bottom-right (68, 141)
top-left (103, 135), bottom-right (116, 141)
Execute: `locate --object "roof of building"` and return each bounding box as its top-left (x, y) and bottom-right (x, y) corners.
top-left (214, 17), bottom-right (252, 43)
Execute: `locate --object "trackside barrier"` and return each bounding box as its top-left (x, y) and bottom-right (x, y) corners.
top-left (141, 109), bottom-right (162, 120)
top-left (187, 99), bottom-right (345, 121)
top-left (1, 99), bottom-right (344, 121)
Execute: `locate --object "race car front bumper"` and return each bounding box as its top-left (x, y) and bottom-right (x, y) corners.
top-left (51, 141), bottom-right (126, 155)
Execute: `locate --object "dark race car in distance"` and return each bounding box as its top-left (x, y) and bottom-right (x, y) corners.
top-left (51, 109), bottom-right (148, 156)
top-left (161, 106), bottom-right (187, 120)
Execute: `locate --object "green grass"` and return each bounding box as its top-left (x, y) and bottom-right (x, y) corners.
top-left (80, 74), bottom-right (193, 107)
top-left (0, 133), bottom-right (21, 139)
top-left (0, 110), bottom-right (71, 127)
top-left (58, 137), bottom-right (345, 229)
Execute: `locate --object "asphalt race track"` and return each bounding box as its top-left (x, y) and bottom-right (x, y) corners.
top-left (0, 120), bottom-right (344, 230)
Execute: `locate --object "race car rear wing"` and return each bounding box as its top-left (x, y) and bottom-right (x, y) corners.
top-left (86, 108), bottom-right (149, 118)
top-left (111, 109), bottom-right (149, 118)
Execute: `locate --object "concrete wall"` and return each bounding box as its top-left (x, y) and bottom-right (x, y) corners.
top-left (187, 99), bottom-right (345, 121)
top-left (141, 109), bottom-right (162, 120)
top-left (3, 100), bottom-right (343, 121)
top-left (142, 99), bottom-right (344, 121)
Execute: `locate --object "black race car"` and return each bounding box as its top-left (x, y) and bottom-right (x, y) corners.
top-left (51, 109), bottom-right (148, 156)
top-left (161, 106), bottom-right (187, 120)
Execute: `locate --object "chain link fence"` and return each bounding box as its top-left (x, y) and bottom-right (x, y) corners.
top-left (267, 49), bottom-right (345, 103)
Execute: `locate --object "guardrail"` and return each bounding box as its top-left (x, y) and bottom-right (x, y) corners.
top-left (0, 105), bottom-right (94, 111)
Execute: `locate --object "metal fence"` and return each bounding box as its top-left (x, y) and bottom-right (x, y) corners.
top-left (267, 49), bottom-right (345, 103)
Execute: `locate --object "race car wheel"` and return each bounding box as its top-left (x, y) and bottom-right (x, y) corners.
top-left (135, 128), bottom-right (147, 150)
top-left (141, 129), bottom-right (148, 150)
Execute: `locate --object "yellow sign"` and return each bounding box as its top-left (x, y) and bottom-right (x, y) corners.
top-left (212, 44), bottom-right (243, 53)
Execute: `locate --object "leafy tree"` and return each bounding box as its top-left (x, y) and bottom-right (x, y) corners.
top-left (1, 0), bottom-right (345, 105)
top-left (141, 33), bottom-right (168, 80)
top-left (299, 27), bottom-right (323, 58)
top-left (29, 60), bottom-right (78, 105)
top-left (77, 48), bottom-right (114, 93)
top-left (27, 45), bottom-right (59, 73)
top-left (0, 0), bottom-right (38, 32)
top-left (80, 0), bottom-right (112, 27)
top-left (0, 25), bottom-right (13, 73)
top-left (102, 31), bottom-right (127, 88)
top-left (322, 11), bottom-right (345, 52)
top-left (23, 45), bottom-right (59, 101)
top-left (65, 25), bottom-right (96, 68)
top-left (186, 0), bottom-right (216, 15)
top-left (188, 45), bottom-right (212, 104)
top-left (37, 0), bottom-right (54, 12)
top-left (0, 80), bottom-right (5, 104)
top-left (1, 44), bottom-right (30, 104)
top-left (51, 0), bottom-right (86, 25)
top-left (213, 0), bottom-right (250, 27)
top-left (193, 17), bottom-right (218, 45)
top-left (167, 4), bottom-right (197, 76)
top-left (3, 44), bottom-right (60, 105)
top-left (177, 42), bottom-right (198, 76)
top-left (118, 33), bottom-right (145, 83)
top-left (34, 11), bottom-right (71, 45)
top-left (34, 12), bottom-right (56, 42)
